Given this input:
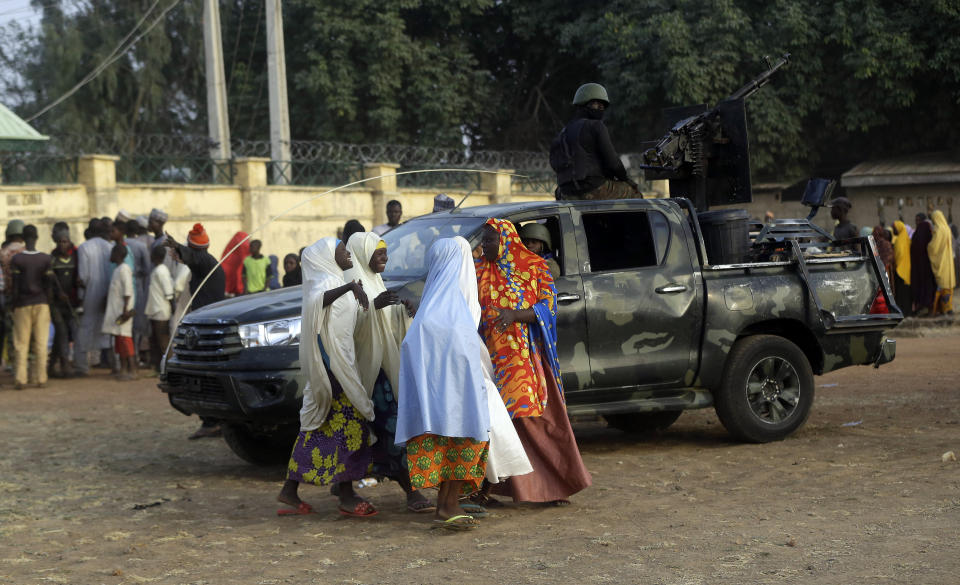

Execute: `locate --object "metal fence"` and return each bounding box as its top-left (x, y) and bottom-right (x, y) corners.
top-left (512, 170), bottom-right (558, 194)
top-left (395, 167), bottom-right (484, 191)
top-left (116, 156), bottom-right (235, 184)
top-left (0, 153), bottom-right (78, 184)
top-left (1, 133), bottom-right (645, 189)
top-left (267, 160), bottom-right (364, 186)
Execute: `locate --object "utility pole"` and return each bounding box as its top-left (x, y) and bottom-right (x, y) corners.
top-left (203, 0), bottom-right (231, 164)
top-left (266, 0), bottom-right (292, 184)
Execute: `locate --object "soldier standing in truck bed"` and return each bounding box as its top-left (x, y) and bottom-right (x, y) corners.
top-left (551, 83), bottom-right (639, 200)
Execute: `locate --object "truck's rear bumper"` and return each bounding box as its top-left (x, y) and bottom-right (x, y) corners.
top-left (159, 368), bottom-right (301, 424)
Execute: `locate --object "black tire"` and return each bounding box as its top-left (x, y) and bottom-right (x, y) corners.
top-left (714, 334), bottom-right (814, 443)
top-left (603, 411), bottom-right (682, 434)
top-left (222, 424), bottom-right (297, 466)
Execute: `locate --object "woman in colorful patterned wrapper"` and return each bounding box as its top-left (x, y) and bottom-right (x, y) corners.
top-left (343, 231), bottom-right (434, 513)
top-left (395, 237), bottom-right (532, 530)
top-left (473, 218), bottom-right (592, 506)
top-left (275, 237), bottom-right (377, 517)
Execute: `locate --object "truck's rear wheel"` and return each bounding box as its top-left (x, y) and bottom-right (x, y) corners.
top-left (603, 411), bottom-right (682, 434)
top-left (222, 424), bottom-right (297, 466)
top-left (714, 334), bottom-right (814, 443)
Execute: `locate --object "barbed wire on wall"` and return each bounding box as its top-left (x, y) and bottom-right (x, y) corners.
top-left (6, 133), bottom-right (647, 187)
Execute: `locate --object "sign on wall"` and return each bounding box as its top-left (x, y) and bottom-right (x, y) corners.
top-left (6, 191), bottom-right (45, 219)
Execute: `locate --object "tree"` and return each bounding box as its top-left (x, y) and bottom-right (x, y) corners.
top-left (0, 0), bottom-right (206, 143)
top-left (1, 0), bottom-right (957, 182)
top-left (567, 0), bottom-right (960, 179)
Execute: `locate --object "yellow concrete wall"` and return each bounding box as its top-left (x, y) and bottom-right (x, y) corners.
top-left (0, 157), bottom-right (554, 257)
top-left (0, 185), bottom-right (90, 249)
top-left (117, 184), bottom-right (244, 254)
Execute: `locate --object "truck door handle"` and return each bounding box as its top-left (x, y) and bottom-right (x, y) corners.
top-left (557, 292), bottom-right (582, 303)
top-left (655, 283), bottom-right (688, 294)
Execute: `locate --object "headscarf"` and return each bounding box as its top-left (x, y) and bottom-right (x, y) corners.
top-left (910, 220), bottom-right (937, 311)
top-left (343, 232), bottom-right (402, 396)
top-left (928, 210), bottom-right (956, 290)
top-left (220, 231), bottom-right (250, 295)
top-left (872, 226), bottom-right (894, 269)
top-left (282, 253), bottom-right (302, 287)
top-left (298, 238), bottom-right (373, 431)
top-left (395, 237), bottom-right (492, 443)
top-left (952, 225), bottom-right (960, 290)
top-left (892, 220), bottom-right (911, 285)
top-left (475, 218), bottom-right (562, 419)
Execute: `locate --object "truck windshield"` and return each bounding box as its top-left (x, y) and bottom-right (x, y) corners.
top-left (381, 216), bottom-right (486, 280)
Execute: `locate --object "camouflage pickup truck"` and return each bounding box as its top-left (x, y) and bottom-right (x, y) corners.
top-left (160, 198), bottom-right (901, 464)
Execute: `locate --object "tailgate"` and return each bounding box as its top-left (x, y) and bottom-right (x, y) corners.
top-left (791, 237), bottom-right (903, 333)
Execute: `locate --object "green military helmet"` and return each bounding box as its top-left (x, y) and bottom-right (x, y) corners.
top-left (519, 222), bottom-right (552, 249)
top-left (572, 83), bottom-right (609, 106)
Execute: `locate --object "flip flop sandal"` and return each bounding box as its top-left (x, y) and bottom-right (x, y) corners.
top-left (406, 499), bottom-right (437, 514)
top-left (277, 502), bottom-right (314, 516)
top-left (339, 500), bottom-right (378, 517)
top-left (467, 492), bottom-right (503, 508)
top-left (431, 514), bottom-right (478, 531)
top-left (459, 503), bottom-right (488, 518)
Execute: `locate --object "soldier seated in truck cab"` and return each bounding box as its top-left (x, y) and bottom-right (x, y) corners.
top-left (519, 222), bottom-right (561, 277)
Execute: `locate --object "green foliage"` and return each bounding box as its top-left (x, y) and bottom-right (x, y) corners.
top-left (0, 1), bottom-right (205, 142)
top-left (1, 0), bottom-right (957, 180)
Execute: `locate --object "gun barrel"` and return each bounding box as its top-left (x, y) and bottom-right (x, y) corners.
top-left (727, 53), bottom-right (790, 102)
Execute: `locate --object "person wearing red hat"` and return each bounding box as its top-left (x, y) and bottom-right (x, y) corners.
top-left (163, 223), bottom-right (225, 312)
top-left (164, 223), bottom-right (227, 440)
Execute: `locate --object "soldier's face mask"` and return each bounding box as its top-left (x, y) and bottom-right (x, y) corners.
top-left (585, 100), bottom-right (606, 120)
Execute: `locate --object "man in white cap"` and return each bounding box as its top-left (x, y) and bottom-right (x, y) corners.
top-left (148, 209), bottom-right (176, 273)
top-left (432, 193), bottom-right (455, 213)
top-left (115, 209), bottom-right (134, 225)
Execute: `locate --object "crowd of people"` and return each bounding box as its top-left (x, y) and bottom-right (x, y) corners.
top-left (276, 214), bottom-right (590, 530)
top-left (769, 197), bottom-right (959, 318)
top-left (831, 203), bottom-right (959, 317)
top-left (0, 208), bottom-right (312, 389)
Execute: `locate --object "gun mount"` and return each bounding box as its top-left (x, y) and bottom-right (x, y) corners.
top-left (642, 54), bottom-right (790, 211)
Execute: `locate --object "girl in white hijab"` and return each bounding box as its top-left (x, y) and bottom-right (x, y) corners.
top-left (344, 232), bottom-right (434, 513)
top-left (396, 237), bottom-right (530, 530)
top-left (276, 237), bottom-right (379, 517)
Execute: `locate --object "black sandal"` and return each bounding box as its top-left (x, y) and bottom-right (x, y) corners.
top-left (466, 492), bottom-right (503, 508)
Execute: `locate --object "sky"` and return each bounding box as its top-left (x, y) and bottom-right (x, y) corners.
top-left (0, 0), bottom-right (40, 28)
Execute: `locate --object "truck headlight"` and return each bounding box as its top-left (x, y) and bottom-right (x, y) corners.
top-left (238, 318), bottom-right (301, 348)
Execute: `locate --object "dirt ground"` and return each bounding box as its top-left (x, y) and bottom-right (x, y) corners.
top-left (1, 334), bottom-right (959, 585)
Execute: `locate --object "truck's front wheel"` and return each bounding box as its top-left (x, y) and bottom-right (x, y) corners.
top-left (222, 424), bottom-right (297, 466)
top-left (714, 335), bottom-right (814, 443)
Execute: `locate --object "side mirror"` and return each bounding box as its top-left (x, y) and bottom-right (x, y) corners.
top-left (801, 178), bottom-right (836, 208)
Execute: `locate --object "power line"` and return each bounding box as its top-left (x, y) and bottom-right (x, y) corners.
top-left (26, 0), bottom-right (179, 122)
top-left (0, 0), bottom-right (80, 18)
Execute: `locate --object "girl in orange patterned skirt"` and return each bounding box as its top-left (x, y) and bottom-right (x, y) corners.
top-left (396, 237), bottom-right (502, 530)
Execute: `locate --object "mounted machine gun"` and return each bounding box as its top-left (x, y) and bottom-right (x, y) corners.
top-left (641, 54), bottom-right (790, 211)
